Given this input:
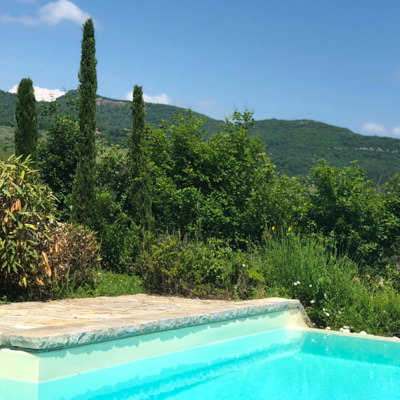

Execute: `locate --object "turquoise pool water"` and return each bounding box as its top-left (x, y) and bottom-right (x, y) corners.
top-left (2, 328), bottom-right (400, 399)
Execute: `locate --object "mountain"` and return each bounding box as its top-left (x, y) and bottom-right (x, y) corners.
top-left (1, 88), bottom-right (400, 182)
top-left (251, 119), bottom-right (400, 183)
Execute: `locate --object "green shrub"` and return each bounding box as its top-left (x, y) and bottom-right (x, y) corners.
top-left (307, 161), bottom-right (386, 269)
top-left (90, 270), bottom-right (144, 297)
top-left (0, 155), bottom-right (55, 298)
top-left (258, 231), bottom-right (400, 335)
top-left (0, 155), bottom-right (101, 300)
top-left (136, 234), bottom-right (265, 299)
top-left (320, 275), bottom-right (400, 336)
top-left (91, 192), bottom-right (140, 272)
top-left (259, 231), bottom-right (359, 326)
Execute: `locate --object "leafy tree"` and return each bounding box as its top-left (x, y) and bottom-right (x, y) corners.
top-left (200, 111), bottom-right (274, 243)
top-left (96, 143), bottom-right (129, 203)
top-left (91, 192), bottom-right (139, 272)
top-left (14, 78), bottom-right (38, 161)
top-left (38, 114), bottom-right (79, 219)
top-left (71, 18), bottom-right (97, 225)
top-left (150, 110), bottom-right (276, 244)
top-left (126, 85), bottom-right (153, 230)
top-left (307, 160), bottom-right (386, 268)
top-left (380, 174), bottom-right (400, 262)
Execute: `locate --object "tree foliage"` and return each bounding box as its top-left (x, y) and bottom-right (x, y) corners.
top-left (38, 114), bottom-right (79, 219)
top-left (126, 85), bottom-right (153, 229)
top-left (306, 161), bottom-right (389, 269)
top-left (71, 18), bottom-right (97, 225)
top-left (14, 78), bottom-right (38, 161)
top-left (149, 111), bottom-right (277, 244)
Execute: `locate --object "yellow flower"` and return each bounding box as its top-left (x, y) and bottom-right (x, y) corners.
top-left (366, 274), bottom-right (371, 280)
top-left (288, 226), bottom-right (292, 232)
top-left (272, 226), bottom-right (275, 231)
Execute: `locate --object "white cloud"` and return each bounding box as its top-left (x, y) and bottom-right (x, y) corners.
top-left (9, 84), bottom-right (65, 102)
top-left (361, 122), bottom-right (387, 136)
top-left (144, 93), bottom-right (173, 105)
top-left (38, 0), bottom-right (90, 25)
top-left (0, 0), bottom-right (90, 26)
top-left (392, 126), bottom-right (400, 138)
top-left (125, 91), bottom-right (174, 105)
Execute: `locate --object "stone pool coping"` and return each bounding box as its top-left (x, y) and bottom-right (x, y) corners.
top-left (0, 294), bottom-right (311, 351)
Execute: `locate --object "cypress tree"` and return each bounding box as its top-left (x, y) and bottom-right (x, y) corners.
top-left (14, 78), bottom-right (38, 161)
top-left (127, 85), bottom-right (153, 229)
top-left (71, 18), bottom-right (97, 225)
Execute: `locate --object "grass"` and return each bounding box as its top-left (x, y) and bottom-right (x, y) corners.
top-left (0, 271), bottom-right (145, 304)
top-left (72, 270), bottom-right (145, 298)
top-left (0, 125), bottom-right (14, 158)
top-left (0, 126), bottom-right (48, 159)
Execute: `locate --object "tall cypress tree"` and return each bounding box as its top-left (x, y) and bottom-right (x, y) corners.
top-left (14, 78), bottom-right (38, 161)
top-left (127, 85), bottom-right (153, 229)
top-left (71, 18), bottom-right (97, 225)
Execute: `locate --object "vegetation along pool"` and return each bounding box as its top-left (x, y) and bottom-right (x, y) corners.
top-left (1, 322), bottom-right (399, 399)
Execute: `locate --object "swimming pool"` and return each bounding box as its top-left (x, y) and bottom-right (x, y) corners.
top-left (1, 323), bottom-right (400, 399)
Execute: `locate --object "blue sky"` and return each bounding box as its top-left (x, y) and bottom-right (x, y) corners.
top-left (1, 0), bottom-right (400, 138)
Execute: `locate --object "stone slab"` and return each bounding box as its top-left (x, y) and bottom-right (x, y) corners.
top-left (0, 294), bottom-right (311, 351)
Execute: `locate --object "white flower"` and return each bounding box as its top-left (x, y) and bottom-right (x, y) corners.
top-left (242, 264), bottom-right (246, 267)
top-left (325, 312), bottom-right (330, 317)
top-left (297, 281), bottom-right (301, 285)
top-left (309, 284), bottom-right (312, 288)
top-left (293, 282), bottom-right (298, 286)
top-left (310, 300), bottom-right (316, 304)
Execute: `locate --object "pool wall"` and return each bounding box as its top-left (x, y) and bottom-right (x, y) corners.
top-left (0, 302), bottom-right (309, 383)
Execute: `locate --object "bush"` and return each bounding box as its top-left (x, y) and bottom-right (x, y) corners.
top-left (307, 161), bottom-right (386, 269)
top-left (258, 231), bottom-right (400, 335)
top-left (136, 234), bottom-right (265, 299)
top-left (258, 231), bottom-right (359, 326)
top-left (91, 192), bottom-right (139, 272)
top-left (35, 222), bottom-right (101, 298)
top-left (0, 155), bottom-right (101, 300)
top-left (0, 155), bottom-right (55, 298)
top-left (90, 270), bottom-right (144, 297)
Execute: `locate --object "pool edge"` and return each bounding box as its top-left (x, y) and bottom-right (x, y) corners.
top-left (1, 298), bottom-right (311, 352)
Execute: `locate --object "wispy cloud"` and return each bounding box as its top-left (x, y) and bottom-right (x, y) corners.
top-left (125, 91), bottom-right (174, 105)
top-left (0, 0), bottom-right (90, 26)
top-left (361, 122), bottom-right (387, 136)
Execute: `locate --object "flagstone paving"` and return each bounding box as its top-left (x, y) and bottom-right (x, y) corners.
top-left (0, 294), bottom-right (310, 351)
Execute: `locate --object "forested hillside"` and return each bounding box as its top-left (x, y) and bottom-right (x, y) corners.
top-left (253, 119), bottom-right (400, 182)
top-left (1, 88), bottom-right (400, 182)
